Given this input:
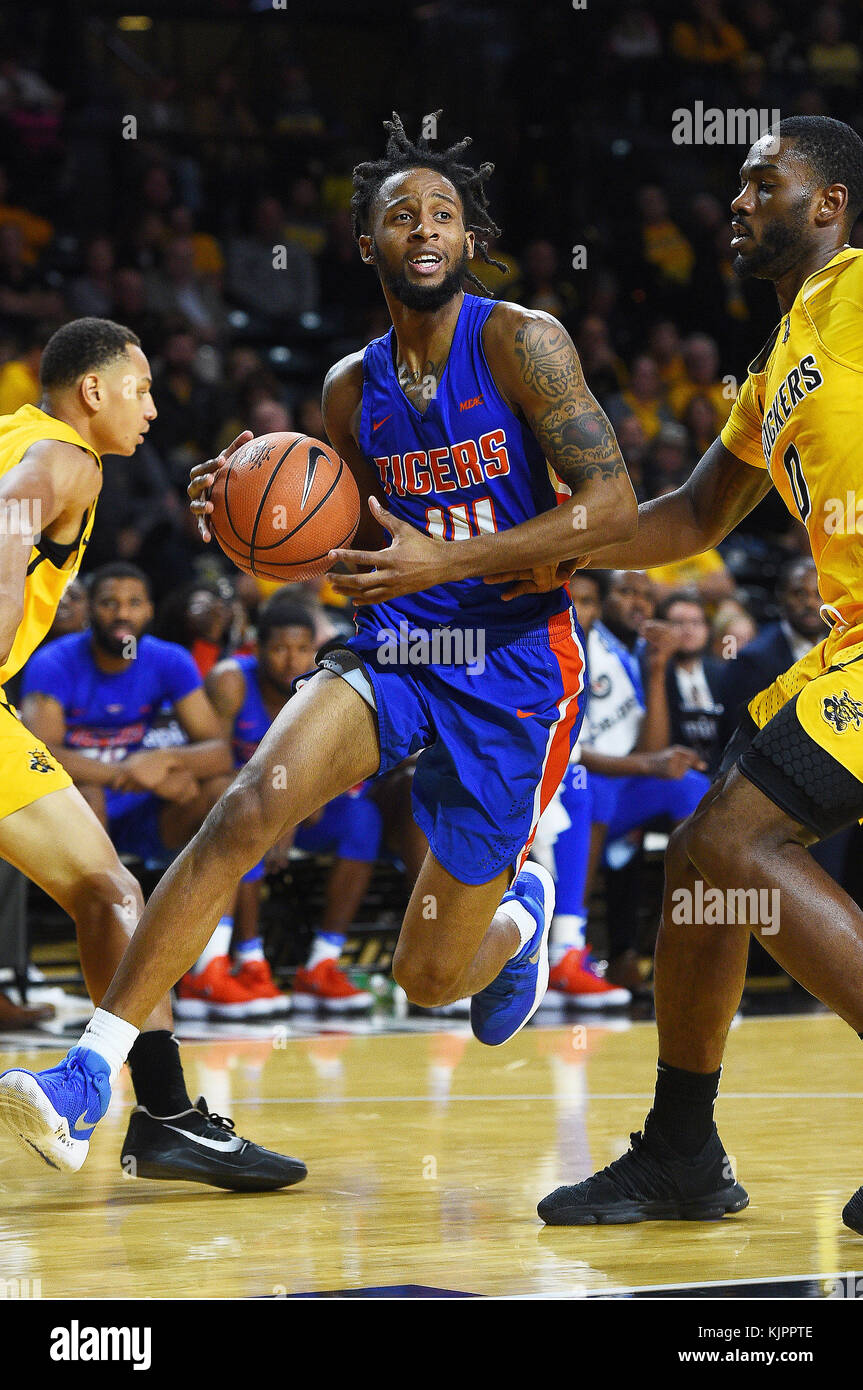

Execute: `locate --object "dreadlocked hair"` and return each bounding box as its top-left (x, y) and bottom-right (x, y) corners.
top-left (351, 110), bottom-right (507, 297)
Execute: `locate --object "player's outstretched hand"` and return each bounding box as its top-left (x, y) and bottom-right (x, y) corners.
top-left (326, 497), bottom-right (448, 604)
top-left (188, 431), bottom-right (254, 542)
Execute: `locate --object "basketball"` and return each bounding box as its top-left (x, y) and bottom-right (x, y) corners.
top-left (208, 432), bottom-right (361, 581)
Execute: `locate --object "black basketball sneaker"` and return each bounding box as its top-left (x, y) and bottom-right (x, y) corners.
top-left (121, 1097), bottom-right (307, 1192)
top-left (538, 1120), bottom-right (749, 1225)
top-left (842, 1187), bottom-right (863, 1234)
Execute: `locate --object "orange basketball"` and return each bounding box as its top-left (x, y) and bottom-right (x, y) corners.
top-left (208, 432), bottom-right (361, 581)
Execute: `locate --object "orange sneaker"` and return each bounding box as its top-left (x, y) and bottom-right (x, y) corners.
top-left (292, 958), bottom-right (374, 1014)
top-left (541, 947), bottom-right (631, 1010)
top-left (233, 958), bottom-right (291, 1016)
top-left (175, 955), bottom-right (272, 1021)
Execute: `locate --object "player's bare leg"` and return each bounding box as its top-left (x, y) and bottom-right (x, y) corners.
top-left (682, 766), bottom-right (863, 1031)
top-left (0, 786), bottom-right (170, 1031)
top-left (393, 849), bottom-right (556, 1046)
top-left (99, 672), bottom-right (379, 1028)
top-left (392, 852), bottom-right (515, 1006)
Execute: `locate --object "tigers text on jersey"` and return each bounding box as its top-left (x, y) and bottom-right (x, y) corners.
top-left (356, 292), bottom-right (570, 645)
top-left (721, 247), bottom-right (863, 639)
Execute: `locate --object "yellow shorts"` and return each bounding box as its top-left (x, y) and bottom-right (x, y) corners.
top-left (740, 625), bottom-right (863, 835)
top-left (0, 691), bottom-right (72, 823)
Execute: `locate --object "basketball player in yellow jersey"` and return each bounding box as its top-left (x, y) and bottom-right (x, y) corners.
top-left (0, 317), bottom-right (305, 1187)
top-left (531, 115), bottom-right (863, 1230)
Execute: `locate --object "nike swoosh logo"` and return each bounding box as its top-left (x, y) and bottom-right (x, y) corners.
top-left (300, 445), bottom-right (327, 510)
top-left (516, 710), bottom-right (538, 718)
top-left (75, 1111), bottom-right (97, 1133)
top-left (162, 1124), bottom-right (243, 1153)
top-left (528, 948), bottom-right (542, 964)
top-left (372, 414), bottom-right (392, 432)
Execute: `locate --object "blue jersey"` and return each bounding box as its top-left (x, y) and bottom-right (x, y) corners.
top-left (20, 632), bottom-right (201, 760)
top-left (355, 293), bottom-right (570, 644)
top-left (231, 654), bottom-right (271, 766)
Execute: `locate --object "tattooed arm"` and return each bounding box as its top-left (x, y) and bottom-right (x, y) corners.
top-left (425, 305), bottom-right (637, 580)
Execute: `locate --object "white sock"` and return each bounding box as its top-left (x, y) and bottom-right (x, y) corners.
top-left (78, 1008), bottom-right (140, 1083)
top-left (193, 919), bottom-right (233, 974)
top-left (307, 933), bottom-right (344, 969)
top-left (550, 914), bottom-right (587, 963)
top-left (498, 898), bottom-right (538, 959)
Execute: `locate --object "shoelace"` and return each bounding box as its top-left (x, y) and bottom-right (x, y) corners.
top-left (592, 1131), bottom-right (684, 1202)
top-left (195, 1097), bottom-right (240, 1136)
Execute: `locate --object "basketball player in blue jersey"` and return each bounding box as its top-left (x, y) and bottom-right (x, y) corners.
top-left (0, 114), bottom-right (637, 1176)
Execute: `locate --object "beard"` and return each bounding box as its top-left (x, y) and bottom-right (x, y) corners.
top-left (732, 206), bottom-right (811, 280)
top-left (91, 622), bottom-right (135, 657)
top-left (375, 241), bottom-right (469, 310)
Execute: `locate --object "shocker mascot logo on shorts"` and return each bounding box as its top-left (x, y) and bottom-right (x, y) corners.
top-left (27, 749), bottom-right (56, 774)
top-left (822, 690), bottom-right (863, 734)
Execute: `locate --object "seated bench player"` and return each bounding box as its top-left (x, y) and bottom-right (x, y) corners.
top-left (193, 592), bottom-right (380, 1016)
top-left (19, 561), bottom-right (233, 871)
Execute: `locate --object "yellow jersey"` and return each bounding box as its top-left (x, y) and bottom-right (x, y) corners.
top-left (721, 246), bottom-right (863, 644)
top-left (0, 404), bottom-right (100, 685)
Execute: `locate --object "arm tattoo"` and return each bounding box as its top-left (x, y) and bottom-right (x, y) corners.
top-left (514, 318), bottom-right (626, 485)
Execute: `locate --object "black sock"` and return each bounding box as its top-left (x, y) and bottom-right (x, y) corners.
top-left (127, 1031), bottom-right (193, 1117)
top-left (646, 1060), bottom-right (721, 1157)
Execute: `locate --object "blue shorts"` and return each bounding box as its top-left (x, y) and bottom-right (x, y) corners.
top-left (242, 786), bottom-right (383, 882)
top-left (339, 610), bottom-right (586, 885)
top-left (105, 788), bottom-right (170, 864)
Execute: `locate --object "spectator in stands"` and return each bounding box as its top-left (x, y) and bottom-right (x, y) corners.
top-left (283, 175), bottom-right (327, 259)
top-left (711, 597), bottom-right (758, 662)
top-left (227, 194), bottom-right (319, 324)
top-left (669, 332), bottom-right (734, 426)
top-left (647, 319), bottom-right (687, 391)
top-left (0, 222), bottom-right (62, 326)
top-left (657, 589), bottom-right (727, 773)
top-left (538, 569), bottom-right (709, 1006)
top-left (144, 236), bottom-right (228, 344)
top-left (606, 353), bottom-right (675, 442)
top-left (19, 563), bottom-right (233, 870)
top-left (0, 164), bottom-right (52, 264)
top-left (670, 0), bottom-right (747, 66)
top-left (65, 235), bottom-right (115, 318)
top-left (643, 420), bottom-right (693, 495)
top-left (575, 314), bottom-right (628, 398)
top-left (148, 325), bottom-right (221, 477)
top-left (154, 578), bottom-right (236, 678)
top-left (199, 595), bottom-right (378, 1014)
top-left (518, 239), bottom-right (578, 321)
top-left (110, 266), bottom-right (162, 346)
top-left (0, 323), bottom-right (42, 414)
top-left (636, 185), bottom-right (695, 303)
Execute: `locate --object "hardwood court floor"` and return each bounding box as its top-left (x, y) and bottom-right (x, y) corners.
top-left (0, 1012), bottom-right (861, 1299)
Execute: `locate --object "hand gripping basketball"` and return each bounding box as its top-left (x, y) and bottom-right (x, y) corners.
top-left (188, 431), bottom-right (254, 543)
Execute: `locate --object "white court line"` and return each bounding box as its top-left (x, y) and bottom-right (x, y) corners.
top-left (244, 1091), bottom-right (863, 1104)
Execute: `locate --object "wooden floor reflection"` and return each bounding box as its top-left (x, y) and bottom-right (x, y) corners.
top-left (0, 1013), bottom-right (861, 1298)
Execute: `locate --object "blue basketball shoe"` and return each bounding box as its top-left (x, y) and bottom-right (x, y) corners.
top-left (471, 862), bottom-right (555, 1046)
top-left (0, 1046), bottom-right (112, 1172)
